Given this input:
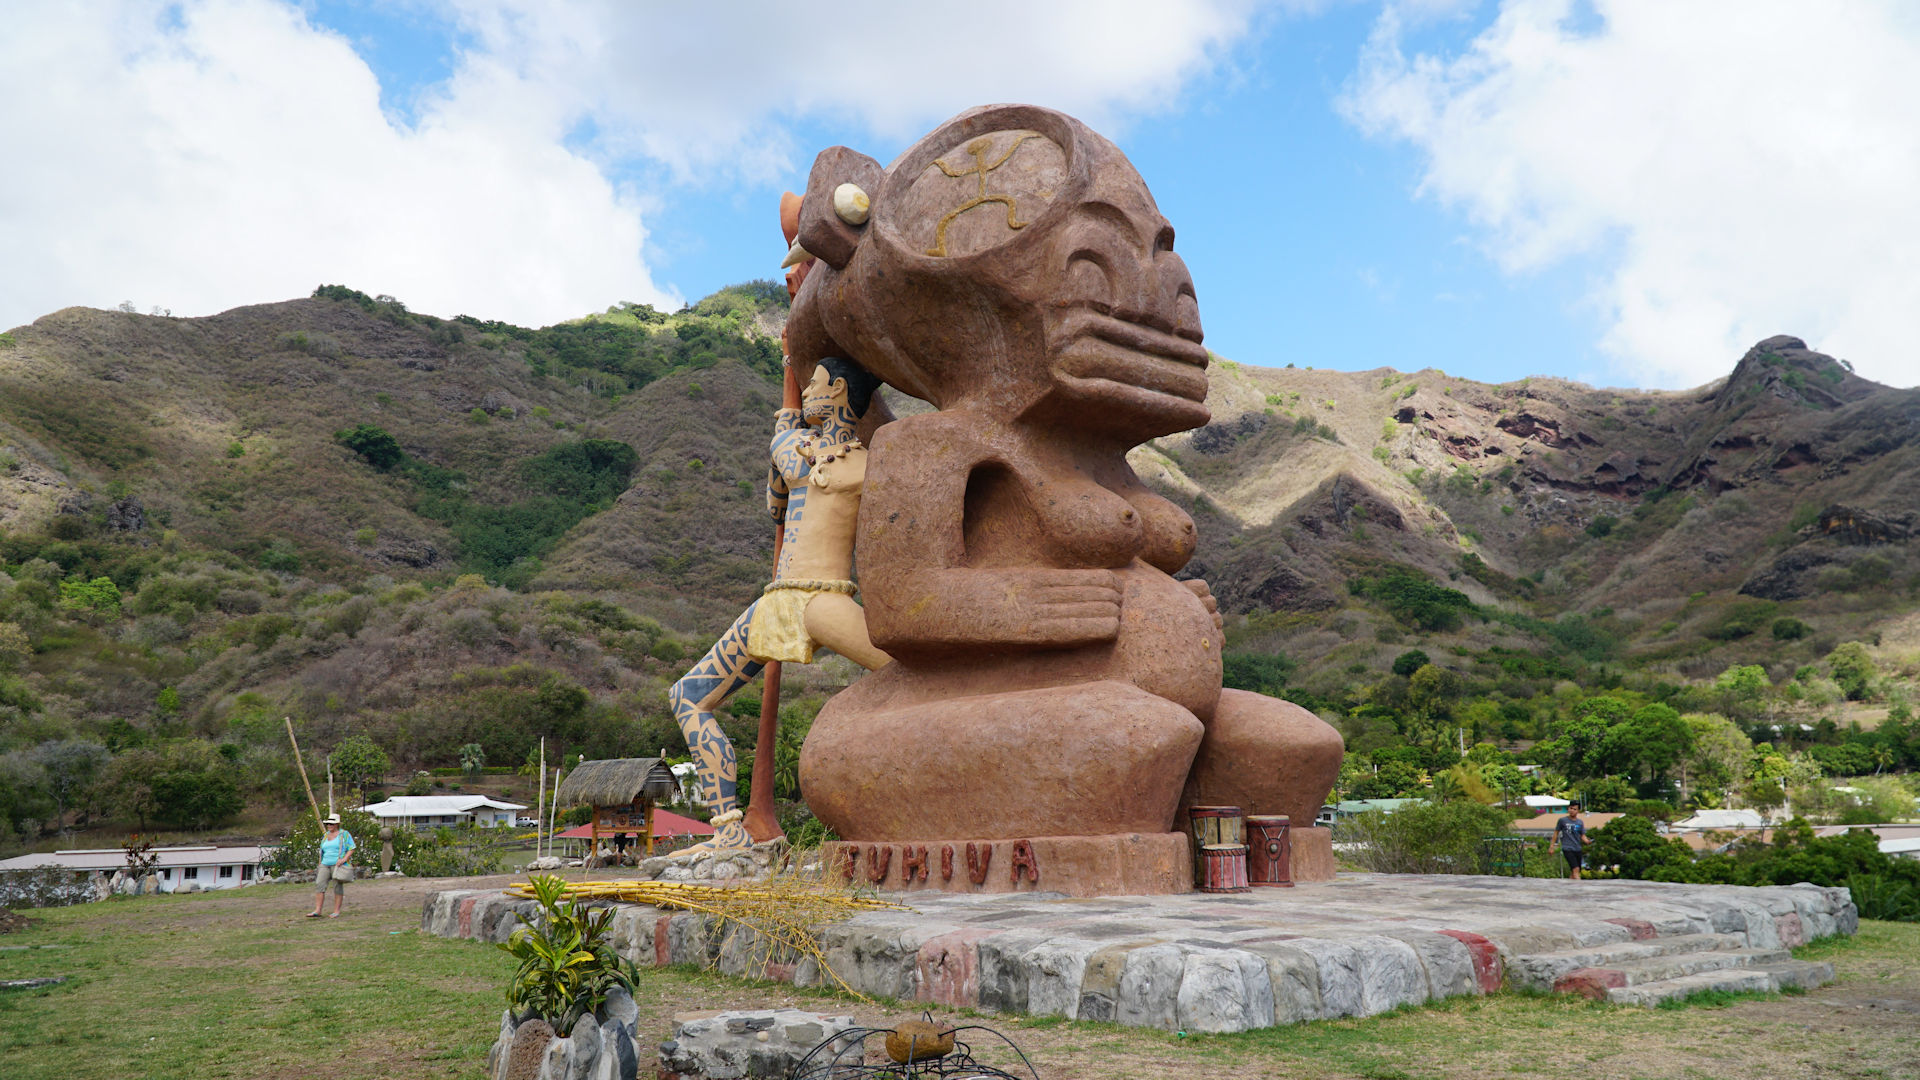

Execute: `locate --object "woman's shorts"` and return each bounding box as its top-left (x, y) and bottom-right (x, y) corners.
top-left (316, 863), bottom-right (350, 893)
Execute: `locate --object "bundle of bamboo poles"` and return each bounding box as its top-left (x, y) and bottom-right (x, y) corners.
top-left (502, 875), bottom-right (908, 998)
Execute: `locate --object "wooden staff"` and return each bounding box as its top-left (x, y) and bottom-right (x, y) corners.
top-left (743, 358), bottom-right (801, 844)
top-left (285, 718), bottom-right (323, 828)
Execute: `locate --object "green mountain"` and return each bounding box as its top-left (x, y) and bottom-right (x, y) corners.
top-left (0, 287), bottom-right (1912, 848)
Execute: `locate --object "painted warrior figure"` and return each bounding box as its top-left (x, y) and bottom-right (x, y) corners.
top-left (782, 105), bottom-right (1344, 846)
top-left (665, 358), bottom-right (891, 853)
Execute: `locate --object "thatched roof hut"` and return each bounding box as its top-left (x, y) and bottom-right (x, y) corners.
top-left (556, 758), bottom-right (677, 808)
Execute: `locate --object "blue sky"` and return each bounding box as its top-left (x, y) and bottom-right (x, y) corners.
top-left (3, 1), bottom-right (1914, 389)
top-left (308, 0), bottom-right (1600, 387)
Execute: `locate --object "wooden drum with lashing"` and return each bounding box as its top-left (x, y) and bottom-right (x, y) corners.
top-left (1188, 805), bottom-right (1244, 887)
top-left (1199, 843), bottom-right (1250, 893)
top-left (1245, 814), bottom-right (1293, 887)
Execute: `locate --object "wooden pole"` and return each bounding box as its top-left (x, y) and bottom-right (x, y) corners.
top-left (743, 360), bottom-right (801, 845)
top-left (285, 718), bottom-right (323, 827)
top-left (549, 766), bottom-right (562, 870)
top-left (535, 738), bottom-right (546, 861)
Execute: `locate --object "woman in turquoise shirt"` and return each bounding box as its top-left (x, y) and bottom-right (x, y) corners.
top-left (308, 815), bottom-right (356, 918)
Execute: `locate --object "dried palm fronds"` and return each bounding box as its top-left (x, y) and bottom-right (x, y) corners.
top-left (502, 871), bottom-right (908, 999)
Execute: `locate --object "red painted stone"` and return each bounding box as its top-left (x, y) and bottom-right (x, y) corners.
top-left (1437, 929), bottom-right (1504, 994)
top-left (1010, 839), bottom-right (1039, 884)
top-left (965, 842), bottom-right (991, 885)
top-left (940, 844), bottom-right (955, 881)
top-left (1555, 967), bottom-right (1626, 1000)
top-left (1605, 917), bottom-right (1657, 941)
top-left (1775, 912), bottom-right (1806, 947)
top-left (915, 928), bottom-right (1003, 1007)
top-left (842, 846), bottom-right (860, 880)
top-left (654, 915), bottom-right (672, 966)
top-left (866, 844), bottom-right (893, 883)
top-left (457, 896), bottom-right (478, 938)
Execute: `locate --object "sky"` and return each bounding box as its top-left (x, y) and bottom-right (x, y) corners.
top-left (2, 0), bottom-right (1915, 391)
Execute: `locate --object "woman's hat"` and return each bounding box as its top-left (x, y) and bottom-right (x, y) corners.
top-left (323, 814), bottom-right (341, 825)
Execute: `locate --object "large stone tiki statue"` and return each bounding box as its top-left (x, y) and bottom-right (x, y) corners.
top-left (785, 105), bottom-right (1343, 890)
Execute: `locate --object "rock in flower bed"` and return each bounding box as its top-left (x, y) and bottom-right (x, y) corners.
top-left (486, 986), bottom-right (645, 1080)
top-left (636, 839), bottom-right (787, 883)
top-left (657, 1008), bottom-right (858, 1080)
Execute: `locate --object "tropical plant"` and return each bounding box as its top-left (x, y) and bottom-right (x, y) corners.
top-left (329, 735), bottom-right (390, 803)
top-left (498, 874), bottom-right (638, 1034)
top-left (460, 742), bottom-right (487, 779)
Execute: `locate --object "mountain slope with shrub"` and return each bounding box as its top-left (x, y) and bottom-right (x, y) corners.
top-left (0, 287), bottom-right (1912, 853)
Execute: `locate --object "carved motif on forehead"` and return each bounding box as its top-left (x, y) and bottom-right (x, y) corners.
top-left (896, 128), bottom-right (1067, 259)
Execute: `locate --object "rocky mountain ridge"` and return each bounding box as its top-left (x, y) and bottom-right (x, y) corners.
top-left (2, 296), bottom-right (1915, 687)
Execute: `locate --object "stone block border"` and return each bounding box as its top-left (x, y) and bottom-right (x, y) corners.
top-left (424, 875), bottom-right (1856, 1034)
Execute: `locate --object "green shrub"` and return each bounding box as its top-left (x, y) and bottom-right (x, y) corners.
top-left (1587, 814), bottom-right (1693, 879)
top-left (500, 875), bottom-right (639, 1035)
top-left (1705, 600), bottom-right (1777, 641)
top-left (151, 769), bottom-right (244, 829)
top-left (1585, 515), bottom-right (1617, 538)
top-left (1337, 801), bottom-right (1514, 874)
top-left (1391, 649), bottom-right (1430, 677)
top-left (1223, 651), bottom-right (1294, 696)
top-left (405, 827), bottom-right (507, 878)
top-left (257, 542), bottom-right (302, 573)
top-left (57, 576), bottom-right (122, 619)
top-left (1772, 617), bottom-right (1811, 641)
top-left (1849, 873), bottom-right (1920, 921)
top-left (336, 424), bottom-right (403, 470)
top-left (267, 808), bottom-right (413, 875)
top-left (1827, 642), bottom-right (1877, 700)
top-left (1347, 569), bottom-right (1473, 632)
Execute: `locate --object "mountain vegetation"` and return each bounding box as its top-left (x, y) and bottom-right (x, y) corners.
top-left (0, 285), bottom-right (1913, 856)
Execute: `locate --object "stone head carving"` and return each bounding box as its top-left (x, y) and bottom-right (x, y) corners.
top-left (787, 104), bottom-right (1208, 442)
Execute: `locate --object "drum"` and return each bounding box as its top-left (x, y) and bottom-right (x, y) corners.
top-left (1245, 814), bottom-right (1293, 887)
top-left (1199, 843), bottom-right (1250, 893)
top-left (1188, 805), bottom-right (1243, 885)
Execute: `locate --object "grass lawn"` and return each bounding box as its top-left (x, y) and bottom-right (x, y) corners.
top-left (1, 877), bottom-right (1916, 1080)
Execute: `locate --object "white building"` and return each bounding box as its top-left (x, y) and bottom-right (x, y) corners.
top-left (359, 795), bottom-right (526, 829)
top-left (1675, 808), bottom-right (1768, 830)
top-left (0, 844), bottom-right (270, 893)
top-left (1522, 795), bottom-right (1571, 813)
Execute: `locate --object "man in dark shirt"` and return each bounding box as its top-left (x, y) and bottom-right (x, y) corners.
top-left (1550, 801), bottom-right (1591, 880)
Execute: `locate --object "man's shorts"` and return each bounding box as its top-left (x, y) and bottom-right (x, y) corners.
top-left (316, 863), bottom-right (350, 893)
top-left (1562, 849), bottom-right (1584, 870)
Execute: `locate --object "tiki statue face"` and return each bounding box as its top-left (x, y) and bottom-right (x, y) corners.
top-left (790, 105), bottom-right (1210, 443)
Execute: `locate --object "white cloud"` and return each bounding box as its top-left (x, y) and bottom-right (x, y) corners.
top-left (0, 0), bottom-right (674, 331)
top-left (1341, 0), bottom-right (1920, 388)
top-left (437, 0), bottom-right (1264, 180)
top-left (0, 0), bottom-right (1264, 331)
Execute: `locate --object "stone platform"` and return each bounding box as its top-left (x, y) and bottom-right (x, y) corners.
top-left (423, 873), bottom-right (1855, 1034)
